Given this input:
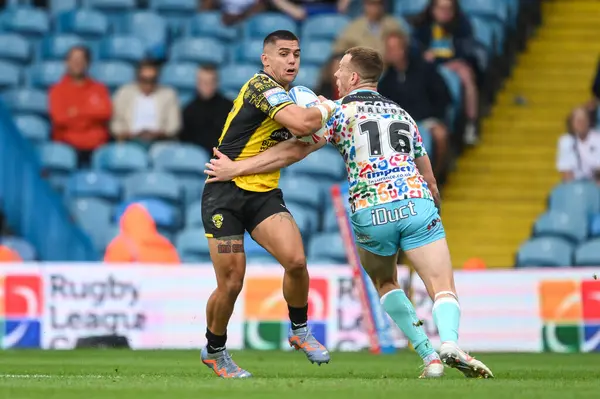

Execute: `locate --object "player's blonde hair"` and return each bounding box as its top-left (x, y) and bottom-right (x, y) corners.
top-left (344, 46), bottom-right (384, 84)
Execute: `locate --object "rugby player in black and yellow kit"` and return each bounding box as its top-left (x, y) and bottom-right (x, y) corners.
top-left (200, 30), bottom-right (337, 378)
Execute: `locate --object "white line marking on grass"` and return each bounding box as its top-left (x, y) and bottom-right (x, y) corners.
top-left (0, 374), bottom-right (121, 379)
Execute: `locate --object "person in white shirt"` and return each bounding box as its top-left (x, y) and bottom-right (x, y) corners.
top-left (111, 60), bottom-right (181, 146)
top-left (556, 106), bottom-right (600, 183)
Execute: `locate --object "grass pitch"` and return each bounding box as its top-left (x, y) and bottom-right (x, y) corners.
top-left (0, 350), bottom-right (598, 399)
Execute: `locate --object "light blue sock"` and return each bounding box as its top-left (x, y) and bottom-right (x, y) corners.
top-left (432, 294), bottom-right (461, 343)
top-left (381, 289), bottom-right (435, 360)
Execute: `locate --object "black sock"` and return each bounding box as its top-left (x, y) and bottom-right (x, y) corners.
top-left (206, 328), bottom-right (227, 353)
top-left (288, 304), bottom-right (308, 330)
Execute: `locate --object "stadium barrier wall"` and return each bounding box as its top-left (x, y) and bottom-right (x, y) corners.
top-left (1, 264), bottom-right (599, 353)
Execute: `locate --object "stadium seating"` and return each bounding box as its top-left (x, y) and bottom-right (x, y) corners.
top-left (2, 88), bottom-right (48, 117)
top-left (113, 11), bottom-right (168, 59)
top-left (516, 237), bottom-right (574, 268)
top-left (170, 37), bottom-right (226, 66)
top-left (285, 146), bottom-right (345, 182)
top-left (40, 34), bottom-right (86, 61)
top-left (13, 114), bottom-right (50, 144)
top-left (243, 13), bottom-right (297, 39)
top-left (533, 211), bottom-right (588, 244)
top-left (114, 197), bottom-right (181, 232)
top-left (0, 61), bottom-right (21, 90)
top-left (176, 227), bottom-right (210, 263)
top-left (233, 39), bottom-right (264, 66)
top-left (56, 9), bottom-right (109, 39)
top-left (84, 0), bottom-right (137, 16)
top-left (98, 36), bottom-right (146, 64)
top-left (302, 40), bottom-right (333, 67)
top-left (301, 15), bottom-right (350, 41)
top-left (590, 214), bottom-right (600, 238)
top-left (286, 202), bottom-right (319, 237)
top-left (49, 0), bottom-right (79, 15)
top-left (27, 61), bottom-right (64, 89)
top-left (308, 232), bottom-right (346, 263)
top-left (294, 65), bottom-right (320, 89)
top-left (394, 0), bottom-right (428, 17)
top-left (185, 201), bottom-right (203, 228)
top-left (89, 61), bottom-right (135, 92)
top-left (548, 181), bottom-right (600, 217)
top-left (38, 142), bottom-right (77, 191)
top-left (0, 235), bottom-right (37, 261)
top-left (123, 171), bottom-right (183, 205)
top-left (185, 11), bottom-right (238, 41)
top-left (92, 143), bottom-right (149, 176)
top-left (0, 33), bottom-right (30, 64)
top-left (70, 197), bottom-right (113, 248)
top-left (66, 170), bottom-right (122, 203)
top-left (2, 7), bottom-right (50, 39)
top-left (574, 239), bottom-right (600, 267)
top-left (279, 176), bottom-right (323, 210)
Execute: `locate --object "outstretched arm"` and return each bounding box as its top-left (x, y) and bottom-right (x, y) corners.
top-left (205, 138), bottom-right (326, 182)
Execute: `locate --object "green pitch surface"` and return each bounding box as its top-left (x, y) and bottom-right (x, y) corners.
top-left (1, 350), bottom-right (599, 399)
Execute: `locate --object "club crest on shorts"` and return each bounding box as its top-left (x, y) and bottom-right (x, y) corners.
top-left (212, 214), bottom-right (223, 229)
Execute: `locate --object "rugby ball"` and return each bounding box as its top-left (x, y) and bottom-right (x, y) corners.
top-left (288, 85), bottom-right (326, 144)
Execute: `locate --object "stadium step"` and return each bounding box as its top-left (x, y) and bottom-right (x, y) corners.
top-left (441, 0), bottom-right (600, 269)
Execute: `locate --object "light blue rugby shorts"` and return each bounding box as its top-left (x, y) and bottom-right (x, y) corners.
top-left (350, 198), bottom-right (446, 256)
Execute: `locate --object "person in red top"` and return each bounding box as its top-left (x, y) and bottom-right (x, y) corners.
top-left (49, 46), bottom-right (112, 167)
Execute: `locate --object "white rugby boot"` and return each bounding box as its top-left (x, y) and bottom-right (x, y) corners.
top-left (419, 353), bottom-right (444, 379)
top-left (439, 341), bottom-right (494, 379)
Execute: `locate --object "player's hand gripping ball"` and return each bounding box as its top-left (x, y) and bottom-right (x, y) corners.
top-left (288, 86), bottom-right (328, 144)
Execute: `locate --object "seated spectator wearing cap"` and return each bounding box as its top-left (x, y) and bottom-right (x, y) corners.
top-left (379, 31), bottom-right (451, 176)
top-left (556, 106), bottom-right (600, 184)
top-left (334, 0), bottom-right (404, 56)
top-left (111, 60), bottom-right (181, 148)
top-left (49, 46), bottom-right (112, 167)
top-left (104, 204), bottom-right (180, 264)
top-left (180, 65), bottom-right (232, 155)
top-left (411, 0), bottom-right (479, 144)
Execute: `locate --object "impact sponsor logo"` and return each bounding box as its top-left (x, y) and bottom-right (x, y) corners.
top-left (45, 274), bottom-right (146, 348)
top-left (361, 165), bottom-right (414, 185)
top-left (243, 277), bottom-right (328, 350)
top-left (539, 279), bottom-right (600, 353)
top-left (0, 274), bottom-right (43, 348)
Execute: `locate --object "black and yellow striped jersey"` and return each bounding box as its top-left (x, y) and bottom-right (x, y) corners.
top-left (217, 70), bottom-right (295, 192)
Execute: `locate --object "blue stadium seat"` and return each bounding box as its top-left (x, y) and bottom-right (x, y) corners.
top-left (14, 114), bottom-right (50, 144)
top-left (469, 16), bottom-right (495, 56)
top-left (160, 62), bottom-right (197, 92)
top-left (99, 224), bottom-right (120, 251)
top-left (279, 176), bottom-right (322, 209)
top-left (302, 40), bottom-right (333, 66)
top-left (515, 237), bottom-right (574, 268)
top-left (294, 65), bottom-right (320, 90)
top-left (83, 0), bottom-right (137, 16)
top-left (98, 36), bottom-right (145, 64)
top-left (549, 181), bottom-right (600, 217)
top-left (151, 143), bottom-right (209, 204)
top-left (40, 34), bottom-right (86, 61)
top-left (243, 232), bottom-right (271, 256)
top-left (417, 123), bottom-right (434, 156)
top-left (66, 170), bottom-right (121, 203)
top-left (39, 142), bottom-right (77, 191)
top-left (533, 211), bottom-right (588, 243)
top-left (49, 0), bottom-right (79, 15)
top-left (394, 0), bottom-right (428, 16)
top-left (307, 232), bottom-right (346, 263)
top-left (149, 0), bottom-right (196, 16)
top-left (90, 61), bottom-right (135, 92)
top-left (220, 64), bottom-right (258, 92)
top-left (0, 61), bottom-right (21, 90)
top-left (574, 239), bottom-right (600, 267)
top-left (27, 61), bottom-right (64, 89)
top-left (437, 66), bottom-right (463, 112)
top-left (2, 88), bottom-right (48, 117)
top-left (285, 202), bottom-right (318, 236)
top-left (185, 201), bottom-right (203, 228)
top-left (170, 37), bottom-right (226, 66)
top-left (301, 14), bottom-right (350, 41)
top-left (591, 214), bottom-right (600, 238)
top-left (56, 9), bottom-right (109, 39)
top-left (243, 13), bottom-right (297, 39)
top-left (176, 227), bottom-right (211, 263)
top-left (114, 198), bottom-right (181, 231)
top-left (70, 197), bottom-right (112, 248)
top-left (323, 207), bottom-right (339, 233)
top-left (233, 38), bottom-right (264, 66)
top-left (124, 171), bottom-right (183, 204)
top-left (286, 146), bottom-right (345, 181)
top-left (2, 7), bottom-right (50, 38)
top-left (185, 11), bottom-right (238, 41)
top-left (113, 11), bottom-right (168, 59)
top-left (460, 0), bottom-right (509, 25)
top-left (92, 143), bottom-right (149, 175)
top-left (0, 236), bottom-right (36, 261)
top-left (148, 140), bottom-right (178, 159)
top-left (0, 34), bottom-right (30, 64)
top-left (178, 91), bottom-right (194, 106)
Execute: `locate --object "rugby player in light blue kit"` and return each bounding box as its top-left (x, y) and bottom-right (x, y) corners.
top-left (204, 46), bottom-right (494, 379)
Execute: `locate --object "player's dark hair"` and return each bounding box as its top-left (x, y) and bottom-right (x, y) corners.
top-left (345, 46), bottom-right (384, 84)
top-left (136, 59), bottom-right (159, 75)
top-left (66, 45), bottom-right (91, 63)
top-left (263, 30), bottom-right (299, 48)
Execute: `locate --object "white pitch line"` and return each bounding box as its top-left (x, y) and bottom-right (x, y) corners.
top-left (0, 374), bottom-right (121, 379)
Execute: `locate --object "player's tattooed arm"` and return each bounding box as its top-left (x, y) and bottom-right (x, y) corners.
top-left (216, 236), bottom-right (244, 254)
top-left (204, 139), bottom-right (326, 182)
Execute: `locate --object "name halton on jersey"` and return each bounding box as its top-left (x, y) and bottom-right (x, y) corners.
top-left (356, 101), bottom-right (407, 116)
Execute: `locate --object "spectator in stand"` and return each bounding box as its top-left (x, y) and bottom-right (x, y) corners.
top-left (180, 66), bottom-right (232, 154)
top-left (411, 0), bottom-right (479, 144)
top-left (316, 54), bottom-right (343, 100)
top-left (111, 60), bottom-right (181, 148)
top-left (271, 0), bottom-right (350, 20)
top-left (201, 0), bottom-right (267, 25)
top-left (333, 0), bottom-right (404, 56)
top-left (104, 204), bottom-right (180, 264)
top-left (556, 106), bottom-right (600, 184)
top-left (379, 31), bottom-right (451, 176)
top-left (49, 46), bottom-right (112, 167)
